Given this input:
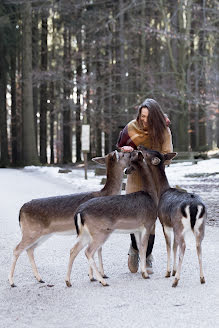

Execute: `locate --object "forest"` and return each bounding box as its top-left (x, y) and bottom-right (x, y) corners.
top-left (0, 0), bottom-right (218, 166)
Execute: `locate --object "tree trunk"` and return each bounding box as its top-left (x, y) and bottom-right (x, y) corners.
top-left (16, 29), bottom-right (23, 165)
top-left (40, 13), bottom-right (48, 164)
top-left (0, 30), bottom-right (9, 166)
top-left (76, 30), bottom-right (82, 162)
top-left (197, 0), bottom-right (207, 150)
top-left (50, 82), bottom-right (55, 164)
top-left (177, 1), bottom-right (189, 151)
top-left (84, 39), bottom-right (92, 159)
top-left (49, 17), bottom-right (55, 164)
top-left (95, 45), bottom-right (102, 157)
top-left (32, 8), bottom-right (39, 151)
top-left (11, 45), bottom-right (17, 165)
top-left (139, 0), bottom-right (146, 96)
top-left (188, 5), bottom-right (196, 151)
top-left (22, 1), bottom-right (39, 165)
top-left (63, 24), bottom-right (72, 163)
top-left (9, 9), bottom-right (18, 166)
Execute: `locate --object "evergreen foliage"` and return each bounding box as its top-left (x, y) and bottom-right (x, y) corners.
top-left (0, 0), bottom-right (218, 165)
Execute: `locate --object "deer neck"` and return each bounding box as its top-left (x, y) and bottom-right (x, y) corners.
top-left (150, 164), bottom-right (170, 199)
top-left (138, 163), bottom-right (158, 205)
top-left (100, 164), bottom-right (124, 196)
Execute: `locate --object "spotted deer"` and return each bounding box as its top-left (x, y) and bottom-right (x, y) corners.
top-left (65, 151), bottom-right (158, 287)
top-left (138, 146), bottom-right (206, 287)
top-left (9, 150), bottom-right (131, 287)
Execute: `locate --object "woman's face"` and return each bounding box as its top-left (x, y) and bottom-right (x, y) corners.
top-left (140, 107), bottom-right (149, 128)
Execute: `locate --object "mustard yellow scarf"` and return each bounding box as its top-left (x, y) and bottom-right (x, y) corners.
top-left (127, 119), bottom-right (152, 148)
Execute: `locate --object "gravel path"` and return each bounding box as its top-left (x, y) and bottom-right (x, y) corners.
top-left (0, 167), bottom-right (218, 328)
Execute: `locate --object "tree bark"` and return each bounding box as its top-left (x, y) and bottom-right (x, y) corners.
top-left (197, 0), bottom-right (207, 150)
top-left (76, 29), bottom-right (82, 162)
top-left (22, 1), bottom-right (39, 165)
top-left (11, 44), bottom-right (17, 165)
top-left (0, 30), bottom-right (9, 166)
top-left (40, 13), bottom-right (48, 164)
top-left (95, 45), bottom-right (102, 157)
top-left (63, 24), bottom-right (72, 163)
top-left (32, 8), bottom-right (39, 151)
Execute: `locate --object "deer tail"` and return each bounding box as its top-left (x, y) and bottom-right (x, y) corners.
top-left (74, 212), bottom-right (84, 236)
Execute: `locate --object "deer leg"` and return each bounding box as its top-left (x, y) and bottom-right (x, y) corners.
top-left (97, 247), bottom-right (108, 279)
top-left (9, 251), bottom-right (21, 287)
top-left (172, 237), bottom-right (186, 287)
top-left (65, 236), bottom-right (88, 287)
top-left (88, 247), bottom-right (107, 281)
top-left (88, 266), bottom-right (95, 282)
top-left (139, 229), bottom-right (150, 279)
top-left (163, 226), bottom-right (172, 278)
top-left (195, 235), bottom-right (205, 284)
top-left (8, 235), bottom-right (42, 287)
top-left (172, 236), bottom-right (178, 276)
top-left (26, 245), bottom-right (44, 283)
top-left (85, 237), bottom-right (109, 286)
top-left (134, 232), bottom-right (141, 250)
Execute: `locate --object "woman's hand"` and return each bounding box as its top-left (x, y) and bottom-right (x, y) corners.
top-left (120, 146), bottom-right (134, 152)
top-left (164, 114), bottom-right (171, 127)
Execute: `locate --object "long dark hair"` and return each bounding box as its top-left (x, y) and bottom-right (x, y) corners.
top-left (137, 98), bottom-right (167, 148)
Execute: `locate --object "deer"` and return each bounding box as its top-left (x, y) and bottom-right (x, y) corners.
top-left (138, 146), bottom-right (207, 287)
top-left (65, 151), bottom-right (158, 287)
top-left (9, 150), bottom-right (131, 287)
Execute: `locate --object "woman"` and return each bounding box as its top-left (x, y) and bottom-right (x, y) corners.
top-left (117, 98), bottom-right (173, 274)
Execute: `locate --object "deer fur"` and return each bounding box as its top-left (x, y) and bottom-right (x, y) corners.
top-left (138, 146), bottom-right (206, 287)
top-left (9, 150), bottom-right (131, 287)
top-left (65, 151), bottom-right (158, 287)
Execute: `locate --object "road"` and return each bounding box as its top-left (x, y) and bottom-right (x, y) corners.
top-left (0, 167), bottom-right (218, 328)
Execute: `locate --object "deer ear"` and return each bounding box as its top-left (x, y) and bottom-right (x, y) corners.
top-left (164, 152), bottom-right (177, 163)
top-left (113, 150), bottom-right (119, 161)
top-left (92, 156), bottom-right (106, 165)
top-left (138, 151), bottom-right (144, 161)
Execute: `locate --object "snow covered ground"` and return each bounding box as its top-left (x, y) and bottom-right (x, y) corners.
top-left (0, 159), bottom-right (219, 328)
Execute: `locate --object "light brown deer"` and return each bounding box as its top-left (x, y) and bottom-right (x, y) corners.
top-left (9, 150), bottom-right (131, 287)
top-left (138, 146), bottom-right (206, 287)
top-left (65, 151), bottom-right (158, 287)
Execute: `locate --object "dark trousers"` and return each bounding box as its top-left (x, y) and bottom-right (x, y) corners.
top-left (130, 233), bottom-right (155, 258)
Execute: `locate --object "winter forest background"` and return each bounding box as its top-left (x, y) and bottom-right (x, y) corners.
top-left (0, 0), bottom-right (218, 166)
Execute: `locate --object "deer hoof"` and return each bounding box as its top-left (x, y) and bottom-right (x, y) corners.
top-left (100, 281), bottom-right (109, 287)
top-left (103, 283), bottom-right (109, 287)
top-left (200, 277), bottom-right (205, 284)
top-left (172, 270), bottom-right (176, 276)
top-left (39, 279), bottom-right (45, 283)
top-left (142, 272), bottom-right (150, 279)
top-left (90, 278), bottom-right (97, 282)
top-left (165, 271), bottom-right (171, 278)
top-left (11, 283), bottom-right (17, 288)
top-left (172, 278), bottom-right (179, 287)
top-left (102, 274), bottom-right (109, 279)
top-left (65, 281), bottom-right (72, 287)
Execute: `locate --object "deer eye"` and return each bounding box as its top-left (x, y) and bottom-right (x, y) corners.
top-left (151, 157), bottom-right (161, 165)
